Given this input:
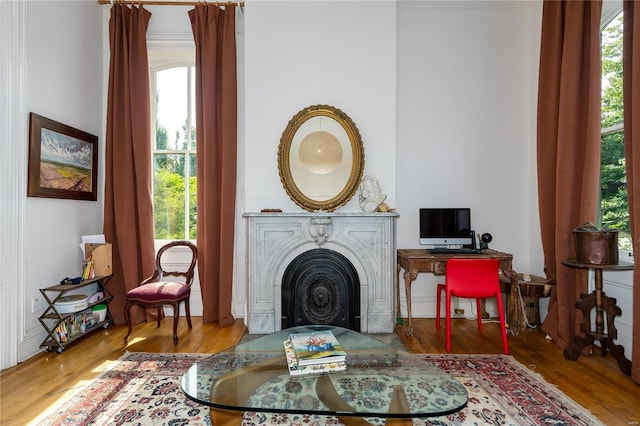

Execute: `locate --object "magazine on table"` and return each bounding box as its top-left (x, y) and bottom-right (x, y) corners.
top-left (283, 338), bottom-right (346, 376)
top-left (287, 329), bottom-right (347, 365)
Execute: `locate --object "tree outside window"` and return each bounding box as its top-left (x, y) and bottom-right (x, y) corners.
top-left (600, 12), bottom-right (629, 250)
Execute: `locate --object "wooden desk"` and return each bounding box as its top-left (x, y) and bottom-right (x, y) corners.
top-left (561, 258), bottom-right (633, 375)
top-left (396, 249), bottom-right (513, 336)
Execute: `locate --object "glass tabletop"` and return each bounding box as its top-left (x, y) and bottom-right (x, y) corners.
top-left (181, 325), bottom-right (467, 420)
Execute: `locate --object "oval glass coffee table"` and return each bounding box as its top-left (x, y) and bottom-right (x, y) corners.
top-left (181, 325), bottom-right (467, 425)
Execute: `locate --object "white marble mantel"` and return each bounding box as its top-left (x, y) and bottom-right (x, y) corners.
top-left (243, 211), bottom-right (399, 334)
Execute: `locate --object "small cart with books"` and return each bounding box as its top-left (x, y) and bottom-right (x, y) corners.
top-left (38, 275), bottom-right (113, 353)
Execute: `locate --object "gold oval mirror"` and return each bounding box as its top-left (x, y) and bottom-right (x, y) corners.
top-left (278, 105), bottom-right (365, 211)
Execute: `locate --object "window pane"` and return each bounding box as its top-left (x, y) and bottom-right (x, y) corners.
top-left (190, 67), bottom-right (197, 151)
top-left (154, 153), bottom-right (186, 240)
top-left (601, 130), bottom-right (626, 225)
top-left (189, 153), bottom-right (197, 240)
top-left (601, 13), bottom-right (623, 129)
top-left (152, 63), bottom-right (196, 241)
top-left (156, 67), bottom-right (189, 151)
top-left (600, 12), bottom-right (628, 249)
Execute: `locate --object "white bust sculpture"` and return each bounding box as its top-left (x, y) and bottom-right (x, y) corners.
top-left (359, 176), bottom-right (386, 213)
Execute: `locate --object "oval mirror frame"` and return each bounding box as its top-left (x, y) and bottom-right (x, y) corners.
top-left (278, 105), bottom-right (365, 212)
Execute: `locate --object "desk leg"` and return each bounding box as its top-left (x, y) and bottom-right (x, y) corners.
top-left (403, 270), bottom-right (418, 336)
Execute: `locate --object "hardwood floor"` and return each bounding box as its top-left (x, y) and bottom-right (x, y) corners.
top-left (1, 317), bottom-right (638, 425)
top-left (0, 318), bottom-right (247, 425)
top-left (397, 318), bottom-right (640, 426)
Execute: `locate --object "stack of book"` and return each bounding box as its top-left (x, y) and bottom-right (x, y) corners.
top-left (283, 329), bottom-right (347, 376)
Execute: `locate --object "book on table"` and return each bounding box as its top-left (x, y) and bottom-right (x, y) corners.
top-left (283, 338), bottom-right (346, 376)
top-left (288, 329), bottom-right (347, 366)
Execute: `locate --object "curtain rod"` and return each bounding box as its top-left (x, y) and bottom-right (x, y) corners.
top-left (97, 0), bottom-right (243, 6)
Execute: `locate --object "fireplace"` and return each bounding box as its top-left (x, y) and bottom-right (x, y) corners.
top-left (243, 211), bottom-right (398, 334)
top-left (281, 248), bottom-right (360, 331)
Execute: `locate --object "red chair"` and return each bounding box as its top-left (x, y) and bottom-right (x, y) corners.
top-left (124, 241), bottom-right (197, 345)
top-left (436, 258), bottom-right (509, 354)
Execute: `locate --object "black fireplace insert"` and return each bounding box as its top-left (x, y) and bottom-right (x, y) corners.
top-left (281, 248), bottom-right (360, 331)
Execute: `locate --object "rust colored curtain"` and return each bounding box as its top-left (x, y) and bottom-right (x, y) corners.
top-left (104, 4), bottom-right (156, 325)
top-left (189, 5), bottom-right (237, 326)
top-left (623, 0), bottom-right (640, 384)
top-left (537, 0), bottom-right (602, 349)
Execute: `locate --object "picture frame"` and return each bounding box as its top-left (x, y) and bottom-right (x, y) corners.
top-left (27, 112), bottom-right (98, 201)
top-left (277, 104), bottom-right (364, 212)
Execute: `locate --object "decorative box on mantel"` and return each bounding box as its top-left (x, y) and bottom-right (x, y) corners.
top-left (243, 211), bottom-right (399, 334)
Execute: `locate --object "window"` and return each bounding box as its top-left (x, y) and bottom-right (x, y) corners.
top-left (600, 9), bottom-right (629, 250)
top-left (150, 51), bottom-right (197, 241)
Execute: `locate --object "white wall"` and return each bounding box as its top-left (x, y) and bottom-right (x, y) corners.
top-left (243, 1), bottom-right (397, 213)
top-left (395, 1), bottom-right (543, 318)
top-left (0, 1), bottom-right (105, 368)
top-left (23, 1), bottom-right (106, 360)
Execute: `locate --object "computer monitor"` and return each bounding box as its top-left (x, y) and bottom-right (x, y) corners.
top-left (419, 208), bottom-right (472, 248)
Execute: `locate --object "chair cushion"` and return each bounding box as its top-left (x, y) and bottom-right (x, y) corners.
top-left (127, 281), bottom-right (190, 302)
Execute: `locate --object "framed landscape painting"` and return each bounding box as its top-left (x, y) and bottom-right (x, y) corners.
top-left (27, 113), bottom-right (98, 201)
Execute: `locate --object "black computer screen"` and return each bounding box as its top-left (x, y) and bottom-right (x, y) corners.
top-left (419, 208), bottom-right (472, 246)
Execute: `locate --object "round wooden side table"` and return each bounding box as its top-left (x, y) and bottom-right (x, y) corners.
top-left (561, 258), bottom-right (633, 375)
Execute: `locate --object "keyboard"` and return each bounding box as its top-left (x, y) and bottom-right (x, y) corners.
top-left (427, 248), bottom-right (482, 254)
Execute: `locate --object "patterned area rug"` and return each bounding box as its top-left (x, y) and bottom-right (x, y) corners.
top-left (33, 352), bottom-right (604, 426)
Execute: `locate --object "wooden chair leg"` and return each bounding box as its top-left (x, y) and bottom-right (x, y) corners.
top-left (156, 307), bottom-right (162, 328)
top-left (185, 299), bottom-right (192, 329)
top-left (124, 302), bottom-right (133, 344)
top-left (172, 302), bottom-right (180, 345)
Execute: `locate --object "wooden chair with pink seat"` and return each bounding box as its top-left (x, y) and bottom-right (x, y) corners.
top-left (123, 240), bottom-right (197, 345)
top-left (436, 258), bottom-right (509, 354)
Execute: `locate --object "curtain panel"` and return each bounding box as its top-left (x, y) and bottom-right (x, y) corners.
top-left (623, 0), bottom-right (640, 384)
top-left (537, 0), bottom-right (602, 349)
top-left (189, 5), bottom-right (237, 326)
top-left (104, 4), bottom-right (156, 325)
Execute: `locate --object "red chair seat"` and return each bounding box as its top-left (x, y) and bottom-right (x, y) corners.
top-left (126, 281), bottom-right (190, 302)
